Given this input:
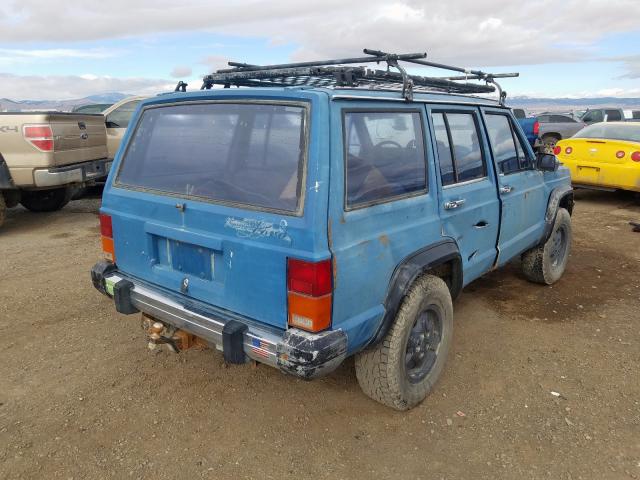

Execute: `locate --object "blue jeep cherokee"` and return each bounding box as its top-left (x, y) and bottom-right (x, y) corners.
top-left (91, 51), bottom-right (574, 410)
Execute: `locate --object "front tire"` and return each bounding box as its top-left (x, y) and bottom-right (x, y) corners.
top-left (521, 208), bottom-right (572, 285)
top-left (355, 275), bottom-right (453, 410)
top-left (20, 187), bottom-right (72, 212)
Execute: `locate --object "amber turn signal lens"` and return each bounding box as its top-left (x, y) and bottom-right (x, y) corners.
top-left (287, 292), bottom-right (332, 332)
top-left (101, 236), bottom-right (115, 262)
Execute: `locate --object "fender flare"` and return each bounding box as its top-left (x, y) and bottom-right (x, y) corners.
top-left (540, 185), bottom-right (574, 244)
top-left (367, 239), bottom-right (462, 348)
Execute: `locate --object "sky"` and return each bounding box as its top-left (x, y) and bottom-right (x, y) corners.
top-left (0, 0), bottom-right (639, 100)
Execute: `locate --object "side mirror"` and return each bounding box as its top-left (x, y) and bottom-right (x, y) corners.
top-left (537, 153), bottom-right (558, 172)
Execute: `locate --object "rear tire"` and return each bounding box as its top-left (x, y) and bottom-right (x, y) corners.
top-left (521, 208), bottom-right (572, 285)
top-left (355, 275), bottom-right (453, 410)
top-left (0, 193), bottom-right (6, 228)
top-left (20, 187), bottom-right (72, 212)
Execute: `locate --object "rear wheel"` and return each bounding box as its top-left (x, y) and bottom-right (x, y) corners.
top-left (541, 134), bottom-right (561, 153)
top-left (521, 208), bottom-right (572, 285)
top-left (355, 275), bottom-right (453, 410)
top-left (20, 187), bottom-right (72, 212)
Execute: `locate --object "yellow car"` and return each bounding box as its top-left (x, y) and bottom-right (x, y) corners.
top-left (555, 122), bottom-right (640, 192)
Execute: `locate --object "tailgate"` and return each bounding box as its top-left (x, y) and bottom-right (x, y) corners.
top-left (103, 99), bottom-right (322, 329)
top-left (49, 113), bottom-right (107, 166)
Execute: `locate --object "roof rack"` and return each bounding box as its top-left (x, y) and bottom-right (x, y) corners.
top-left (201, 48), bottom-right (519, 104)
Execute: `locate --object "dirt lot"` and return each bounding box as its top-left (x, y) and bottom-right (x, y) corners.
top-left (0, 190), bottom-right (639, 480)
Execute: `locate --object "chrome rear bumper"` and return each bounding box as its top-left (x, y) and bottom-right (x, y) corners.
top-left (34, 158), bottom-right (112, 187)
top-left (90, 261), bottom-right (347, 379)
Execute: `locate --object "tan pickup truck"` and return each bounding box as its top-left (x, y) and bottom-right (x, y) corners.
top-left (0, 112), bottom-right (110, 227)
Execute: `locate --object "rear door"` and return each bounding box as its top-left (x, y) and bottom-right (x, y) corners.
top-left (481, 108), bottom-right (546, 265)
top-left (102, 95), bottom-right (328, 330)
top-left (427, 106), bottom-right (500, 285)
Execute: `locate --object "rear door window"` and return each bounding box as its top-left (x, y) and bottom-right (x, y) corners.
top-left (344, 111), bottom-right (427, 208)
top-left (432, 111), bottom-right (485, 185)
top-left (116, 102), bottom-right (307, 214)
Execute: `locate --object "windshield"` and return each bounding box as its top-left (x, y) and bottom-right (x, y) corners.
top-left (116, 102), bottom-right (308, 213)
top-left (572, 123), bottom-right (640, 143)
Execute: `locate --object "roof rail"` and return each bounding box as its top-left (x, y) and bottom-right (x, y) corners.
top-left (201, 48), bottom-right (519, 104)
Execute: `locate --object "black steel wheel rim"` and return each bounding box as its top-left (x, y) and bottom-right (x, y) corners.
top-left (405, 306), bottom-right (443, 384)
top-left (549, 224), bottom-right (568, 267)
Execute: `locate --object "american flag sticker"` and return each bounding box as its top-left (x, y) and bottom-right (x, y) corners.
top-left (251, 337), bottom-right (270, 358)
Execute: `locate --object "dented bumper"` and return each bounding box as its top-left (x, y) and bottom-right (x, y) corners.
top-left (91, 261), bottom-right (347, 379)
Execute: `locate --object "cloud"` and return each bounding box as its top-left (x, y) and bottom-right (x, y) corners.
top-left (0, 0), bottom-right (638, 68)
top-left (170, 66), bottom-right (192, 78)
top-left (0, 72), bottom-right (174, 100)
top-left (616, 55), bottom-right (640, 79)
top-left (0, 47), bottom-right (116, 66)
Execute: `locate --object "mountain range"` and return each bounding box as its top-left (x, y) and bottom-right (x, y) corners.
top-left (0, 93), bottom-right (128, 112)
top-left (1, 92), bottom-right (639, 113)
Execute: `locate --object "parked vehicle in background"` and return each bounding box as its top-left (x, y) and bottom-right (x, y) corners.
top-left (579, 108), bottom-right (625, 124)
top-left (72, 103), bottom-right (113, 114)
top-left (91, 50), bottom-right (574, 410)
top-left (103, 97), bottom-right (147, 159)
top-left (511, 108), bottom-right (539, 149)
top-left (537, 113), bottom-right (585, 151)
top-left (555, 122), bottom-right (640, 192)
top-left (623, 109), bottom-right (640, 121)
top-left (0, 112), bottom-right (109, 227)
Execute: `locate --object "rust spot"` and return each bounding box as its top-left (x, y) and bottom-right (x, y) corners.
top-left (327, 218), bottom-right (333, 249)
top-left (332, 255), bottom-right (338, 288)
top-left (379, 234), bottom-right (390, 247)
top-left (339, 215), bottom-right (346, 224)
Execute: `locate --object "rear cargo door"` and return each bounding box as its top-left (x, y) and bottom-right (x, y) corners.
top-left (50, 114), bottom-right (107, 166)
top-left (102, 97), bottom-right (328, 329)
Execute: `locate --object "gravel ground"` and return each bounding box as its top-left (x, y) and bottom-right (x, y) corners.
top-left (0, 189), bottom-right (639, 480)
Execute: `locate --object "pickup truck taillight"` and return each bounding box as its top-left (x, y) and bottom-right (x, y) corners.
top-left (287, 258), bottom-right (332, 332)
top-left (23, 124), bottom-right (53, 152)
top-left (533, 120), bottom-right (540, 136)
top-left (99, 214), bottom-right (115, 262)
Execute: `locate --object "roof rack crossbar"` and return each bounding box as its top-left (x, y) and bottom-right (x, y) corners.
top-left (201, 48), bottom-right (519, 103)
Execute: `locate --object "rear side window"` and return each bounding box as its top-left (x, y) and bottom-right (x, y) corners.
top-left (432, 111), bottom-right (485, 185)
top-left (344, 111), bottom-right (427, 208)
top-left (116, 102), bottom-right (307, 213)
top-left (485, 113), bottom-right (533, 174)
top-left (605, 110), bottom-right (622, 121)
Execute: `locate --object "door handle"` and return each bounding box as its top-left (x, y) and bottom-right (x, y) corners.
top-left (474, 220), bottom-right (489, 229)
top-left (444, 199), bottom-right (465, 210)
top-left (499, 185), bottom-right (514, 194)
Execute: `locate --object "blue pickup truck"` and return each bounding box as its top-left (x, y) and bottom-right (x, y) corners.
top-left (91, 51), bottom-right (574, 410)
top-left (512, 108), bottom-right (540, 149)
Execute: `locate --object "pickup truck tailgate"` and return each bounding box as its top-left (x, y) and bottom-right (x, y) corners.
top-left (50, 113), bottom-right (108, 166)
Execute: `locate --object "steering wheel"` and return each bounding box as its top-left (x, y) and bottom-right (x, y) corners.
top-left (375, 140), bottom-right (403, 149)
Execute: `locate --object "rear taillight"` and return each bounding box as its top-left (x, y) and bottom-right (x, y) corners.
top-left (23, 124), bottom-right (53, 152)
top-left (99, 214), bottom-right (115, 262)
top-left (287, 258), bottom-right (332, 332)
top-left (632, 151), bottom-right (640, 162)
top-left (565, 146), bottom-right (573, 154)
top-left (533, 121), bottom-right (540, 136)
top-left (616, 150), bottom-right (625, 159)
top-left (553, 146), bottom-right (562, 155)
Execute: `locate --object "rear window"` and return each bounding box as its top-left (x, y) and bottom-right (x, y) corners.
top-left (573, 123), bottom-right (640, 143)
top-left (116, 102), bottom-right (307, 213)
